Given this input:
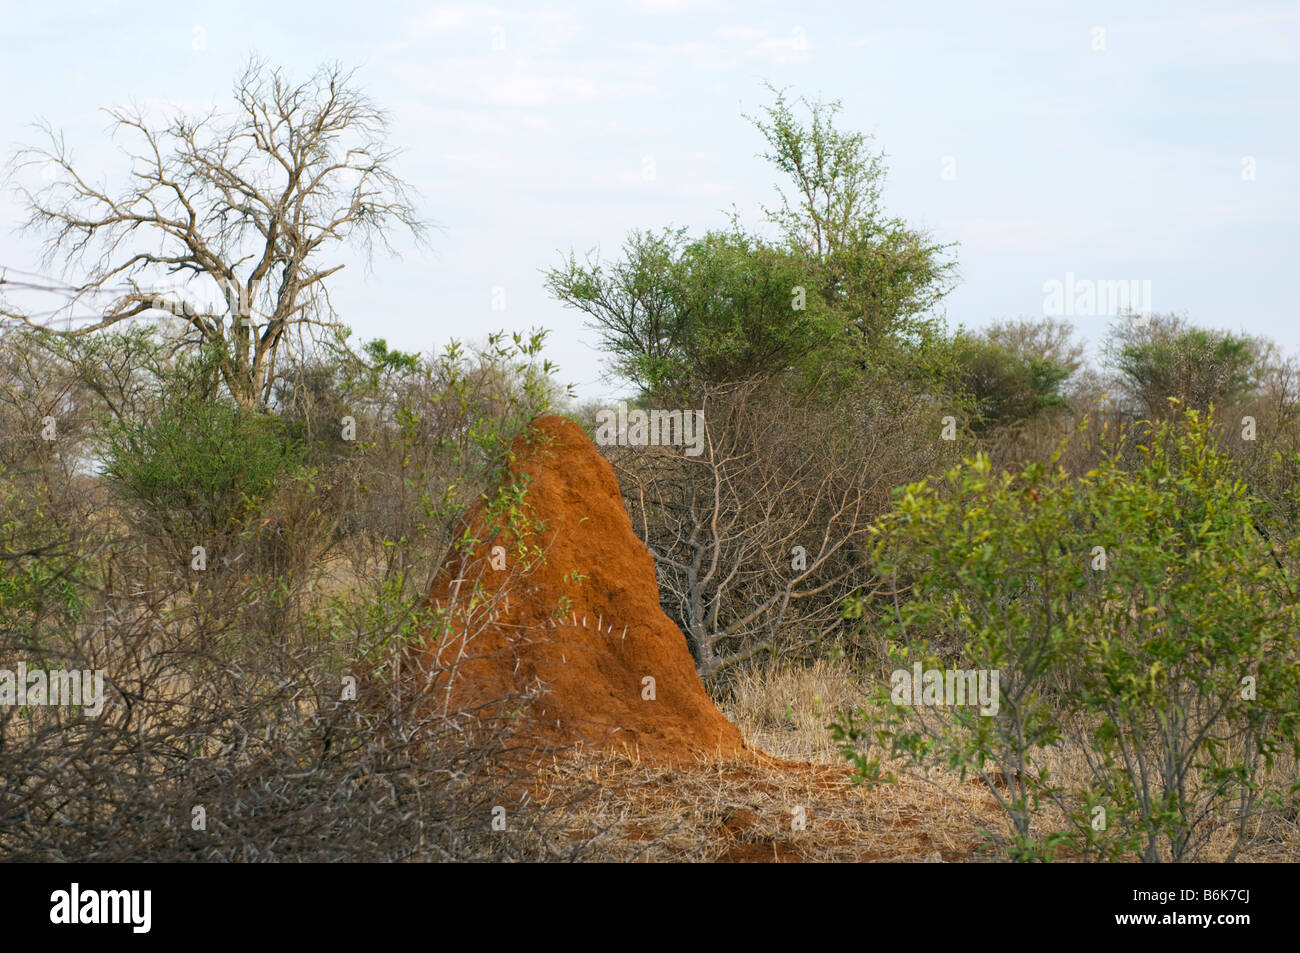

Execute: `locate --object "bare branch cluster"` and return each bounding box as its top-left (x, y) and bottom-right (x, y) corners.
top-left (5, 55), bottom-right (427, 409)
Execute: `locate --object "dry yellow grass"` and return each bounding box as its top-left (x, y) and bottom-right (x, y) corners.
top-left (520, 660), bottom-right (1300, 862)
top-left (529, 750), bottom-right (1001, 862)
top-left (723, 657), bottom-right (866, 763)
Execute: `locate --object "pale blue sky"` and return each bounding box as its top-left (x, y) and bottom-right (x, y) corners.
top-left (2, 1), bottom-right (1297, 399)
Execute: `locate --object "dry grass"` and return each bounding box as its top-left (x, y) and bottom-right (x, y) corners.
top-left (522, 659), bottom-right (1300, 862)
top-left (509, 659), bottom-right (1007, 862)
top-left (529, 750), bottom-right (1001, 862)
top-left (722, 657), bottom-right (866, 763)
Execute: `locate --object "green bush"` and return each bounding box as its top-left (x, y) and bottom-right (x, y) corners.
top-left (834, 407), bottom-right (1300, 861)
top-left (1104, 315), bottom-right (1258, 417)
top-left (0, 472), bottom-right (91, 650)
top-left (946, 332), bottom-right (1070, 432)
top-left (102, 370), bottom-right (305, 544)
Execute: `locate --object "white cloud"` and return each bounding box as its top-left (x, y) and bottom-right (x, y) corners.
top-left (392, 58), bottom-right (656, 107)
top-left (409, 4), bottom-right (578, 52)
top-left (718, 25), bottom-right (810, 65)
top-left (943, 217), bottom-right (1058, 254)
top-left (627, 40), bottom-right (733, 71)
top-left (437, 150), bottom-right (515, 171)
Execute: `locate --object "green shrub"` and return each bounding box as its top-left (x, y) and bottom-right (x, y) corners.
top-left (101, 366), bottom-right (305, 543)
top-left (945, 333), bottom-right (1070, 432)
top-left (834, 407), bottom-right (1300, 861)
top-left (1104, 315), bottom-right (1258, 417)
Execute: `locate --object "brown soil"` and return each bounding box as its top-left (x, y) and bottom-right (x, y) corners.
top-left (423, 415), bottom-right (746, 764)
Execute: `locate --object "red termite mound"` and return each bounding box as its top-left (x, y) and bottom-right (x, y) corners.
top-left (422, 415), bottom-right (746, 763)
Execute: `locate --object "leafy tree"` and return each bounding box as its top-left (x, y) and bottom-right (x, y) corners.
top-left (980, 317), bottom-right (1086, 380)
top-left (101, 347), bottom-right (306, 545)
top-left (0, 470), bottom-right (91, 649)
top-left (546, 226), bottom-right (838, 398)
top-left (547, 86), bottom-right (958, 400)
top-left (362, 338), bottom-right (421, 386)
top-left (946, 332), bottom-right (1070, 432)
top-left (1104, 314), bottom-right (1258, 417)
top-left (746, 84), bottom-right (957, 349)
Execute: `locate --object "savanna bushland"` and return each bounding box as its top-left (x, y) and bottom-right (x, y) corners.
top-left (2, 60), bottom-right (1296, 863)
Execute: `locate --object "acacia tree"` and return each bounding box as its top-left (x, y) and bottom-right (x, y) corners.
top-left (746, 84), bottom-right (957, 347)
top-left (545, 226), bottom-right (840, 400)
top-left (546, 87), bottom-right (957, 404)
top-left (1103, 314), bottom-right (1258, 418)
top-left (4, 56), bottom-right (426, 410)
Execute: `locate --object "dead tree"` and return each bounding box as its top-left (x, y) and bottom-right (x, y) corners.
top-left (4, 55), bottom-right (426, 410)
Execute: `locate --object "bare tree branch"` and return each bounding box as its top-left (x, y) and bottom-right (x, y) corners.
top-left (4, 55), bottom-right (429, 409)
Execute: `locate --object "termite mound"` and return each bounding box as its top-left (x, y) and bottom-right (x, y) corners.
top-left (421, 415), bottom-right (746, 764)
